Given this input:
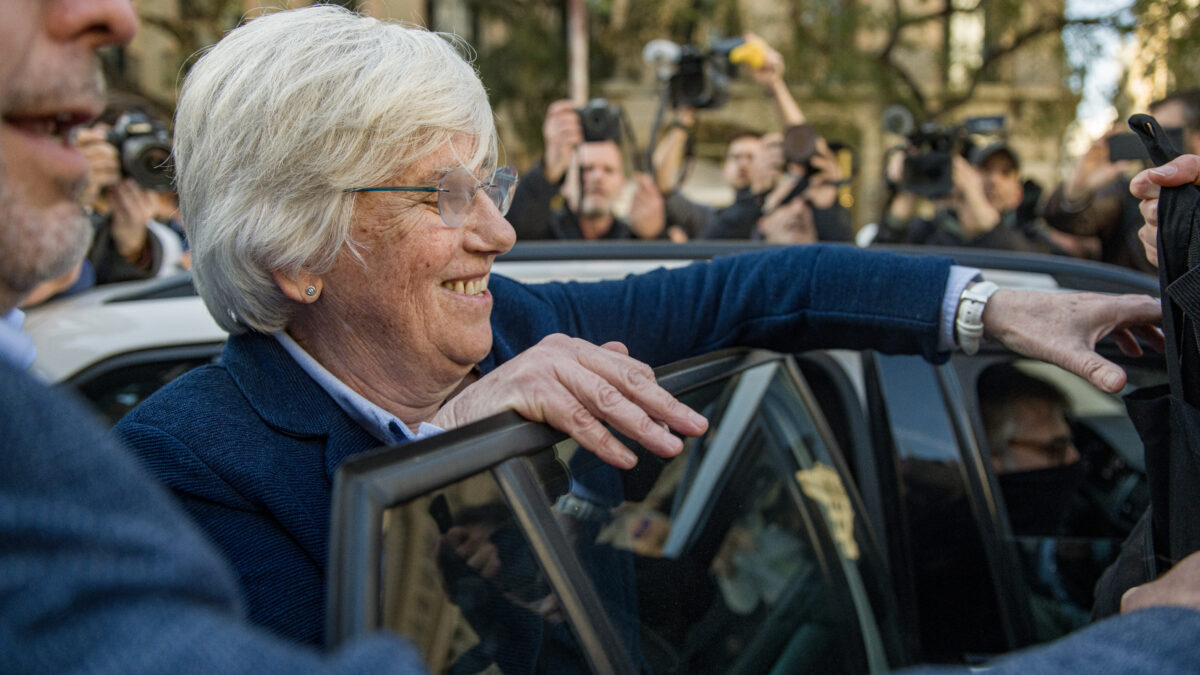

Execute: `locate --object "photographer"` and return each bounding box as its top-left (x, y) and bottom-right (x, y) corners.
top-left (878, 142), bottom-right (1053, 252)
top-left (506, 99), bottom-right (665, 241)
top-left (78, 107), bottom-right (184, 284)
top-left (735, 132), bottom-right (853, 243)
top-left (651, 34), bottom-right (851, 243)
top-left (1043, 90), bottom-right (1200, 273)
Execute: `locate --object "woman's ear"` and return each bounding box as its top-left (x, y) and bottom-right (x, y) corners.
top-left (271, 268), bottom-right (323, 303)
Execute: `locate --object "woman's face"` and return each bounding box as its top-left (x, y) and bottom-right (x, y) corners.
top-left (319, 137), bottom-right (516, 379)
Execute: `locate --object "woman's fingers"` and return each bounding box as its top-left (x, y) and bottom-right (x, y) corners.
top-left (434, 334), bottom-right (709, 470)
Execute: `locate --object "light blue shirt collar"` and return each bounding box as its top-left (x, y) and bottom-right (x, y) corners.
top-left (274, 331), bottom-right (444, 445)
top-left (0, 309), bottom-right (36, 371)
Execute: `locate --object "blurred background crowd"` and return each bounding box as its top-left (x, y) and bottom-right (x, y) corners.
top-left (24, 0), bottom-right (1200, 306)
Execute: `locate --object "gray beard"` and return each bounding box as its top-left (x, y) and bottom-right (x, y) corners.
top-left (0, 174), bottom-right (92, 297)
top-left (579, 195), bottom-right (611, 219)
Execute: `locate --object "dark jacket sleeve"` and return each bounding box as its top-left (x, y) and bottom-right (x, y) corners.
top-left (664, 191), bottom-right (717, 239)
top-left (1042, 180), bottom-right (1127, 239)
top-left (1044, 180), bottom-right (1156, 274)
top-left (813, 204), bottom-right (855, 243)
top-left (88, 213), bottom-right (164, 284)
top-left (507, 161), bottom-right (560, 241)
top-left (699, 190), bottom-right (762, 240)
top-left (909, 210), bottom-right (1053, 254)
top-left (484, 244), bottom-right (953, 372)
top-left (0, 360), bottom-right (428, 674)
top-left (897, 607), bottom-right (1200, 674)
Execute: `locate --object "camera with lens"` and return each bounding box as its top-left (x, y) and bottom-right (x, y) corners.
top-left (783, 123), bottom-right (820, 167)
top-left (644, 36), bottom-right (765, 110)
top-left (577, 98), bottom-right (624, 143)
top-left (883, 105), bottom-right (1005, 199)
top-left (106, 111), bottom-right (174, 192)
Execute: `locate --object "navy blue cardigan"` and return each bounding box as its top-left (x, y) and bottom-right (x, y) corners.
top-left (115, 245), bottom-right (952, 645)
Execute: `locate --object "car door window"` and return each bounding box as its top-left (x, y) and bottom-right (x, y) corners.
top-left (965, 358), bottom-right (1163, 642)
top-left (328, 351), bottom-right (899, 674)
top-left (539, 360), bottom-right (890, 674)
top-left (69, 345), bottom-right (223, 425)
top-left (375, 469), bottom-right (592, 674)
top-left (869, 353), bottom-right (1024, 662)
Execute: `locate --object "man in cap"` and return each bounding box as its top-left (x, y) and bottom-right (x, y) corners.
top-left (879, 142), bottom-right (1054, 252)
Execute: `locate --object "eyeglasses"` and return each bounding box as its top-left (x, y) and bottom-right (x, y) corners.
top-left (343, 165), bottom-right (517, 228)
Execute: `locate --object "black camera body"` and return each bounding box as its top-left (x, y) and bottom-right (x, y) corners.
top-left (888, 112), bottom-right (1006, 199)
top-left (577, 99), bottom-right (624, 143)
top-left (106, 112), bottom-right (173, 192)
top-left (668, 37), bottom-right (744, 110)
top-left (900, 124), bottom-right (962, 199)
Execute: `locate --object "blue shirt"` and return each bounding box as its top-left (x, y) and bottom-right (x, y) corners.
top-left (0, 309), bottom-right (36, 371)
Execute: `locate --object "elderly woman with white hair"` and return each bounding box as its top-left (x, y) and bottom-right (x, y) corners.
top-left (115, 4), bottom-right (1159, 649)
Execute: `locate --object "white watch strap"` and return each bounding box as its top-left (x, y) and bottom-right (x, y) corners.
top-left (955, 280), bottom-right (999, 355)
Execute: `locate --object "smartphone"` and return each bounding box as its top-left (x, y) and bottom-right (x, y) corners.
top-left (1108, 127), bottom-right (1185, 161)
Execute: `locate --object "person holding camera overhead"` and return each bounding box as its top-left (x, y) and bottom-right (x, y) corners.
top-left (650, 33), bottom-right (852, 243)
top-left (1041, 90), bottom-right (1200, 273)
top-left (78, 106), bottom-right (184, 285)
top-left (506, 99), bottom-right (667, 240)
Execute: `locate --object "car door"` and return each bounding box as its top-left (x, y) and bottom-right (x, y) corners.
top-left (327, 349), bottom-right (909, 673)
top-left (859, 352), bottom-right (1036, 664)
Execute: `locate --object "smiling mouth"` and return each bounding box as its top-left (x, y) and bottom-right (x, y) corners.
top-left (441, 276), bottom-right (489, 297)
top-left (5, 112), bottom-right (93, 146)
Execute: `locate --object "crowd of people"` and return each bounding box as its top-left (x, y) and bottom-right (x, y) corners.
top-left (4, 2), bottom-right (1200, 674)
top-left (498, 36), bottom-right (1199, 279)
top-left (17, 28), bottom-right (1190, 312)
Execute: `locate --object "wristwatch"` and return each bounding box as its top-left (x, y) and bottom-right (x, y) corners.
top-left (955, 280), bottom-right (1000, 355)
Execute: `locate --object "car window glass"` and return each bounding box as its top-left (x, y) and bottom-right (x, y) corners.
top-left (980, 359), bottom-right (1162, 643)
top-left (536, 361), bottom-right (888, 673)
top-left (75, 353), bottom-right (218, 425)
top-left (874, 354), bottom-right (1009, 661)
top-left (377, 470), bottom-right (590, 674)
top-left (361, 355), bottom-right (893, 674)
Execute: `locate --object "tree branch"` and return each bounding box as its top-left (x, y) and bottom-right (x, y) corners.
top-left (140, 14), bottom-right (189, 47)
top-left (931, 14), bottom-right (1115, 117)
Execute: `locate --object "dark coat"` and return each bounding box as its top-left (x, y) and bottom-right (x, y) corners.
top-left (0, 358), bottom-right (426, 673)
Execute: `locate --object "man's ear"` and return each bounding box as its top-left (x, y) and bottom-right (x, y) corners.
top-left (270, 268), bottom-right (323, 303)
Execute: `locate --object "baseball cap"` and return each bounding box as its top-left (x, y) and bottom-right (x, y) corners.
top-left (970, 142), bottom-right (1020, 168)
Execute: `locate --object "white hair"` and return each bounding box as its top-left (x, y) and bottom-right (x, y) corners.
top-left (174, 5), bottom-right (497, 334)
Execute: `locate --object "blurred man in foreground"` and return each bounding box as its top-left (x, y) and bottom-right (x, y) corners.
top-left (0, 1), bottom-right (426, 671)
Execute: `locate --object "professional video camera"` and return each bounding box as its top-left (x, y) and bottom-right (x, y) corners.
top-left (577, 98), bottom-right (624, 143)
top-left (882, 105), bottom-right (1005, 199)
top-left (106, 111), bottom-right (173, 192)
top-left (643, 37), bottom-right (765, 110)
